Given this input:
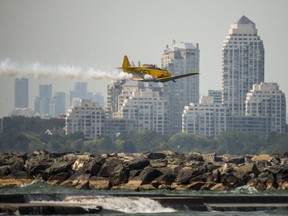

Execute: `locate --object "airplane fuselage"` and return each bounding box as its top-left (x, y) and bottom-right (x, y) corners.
top-left (122, 65), bottom-right (171, 79)
top-left (121, 55), bottom-right (199, 82)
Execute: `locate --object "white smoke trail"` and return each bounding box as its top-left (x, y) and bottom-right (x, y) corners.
top-left (0, 59), bottom-right (133, 80)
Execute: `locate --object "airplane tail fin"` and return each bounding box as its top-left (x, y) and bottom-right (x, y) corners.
top-left (122, 55), bottom-right (131, 71)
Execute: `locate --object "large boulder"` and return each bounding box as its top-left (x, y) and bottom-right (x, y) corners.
top-left (60, 173), bottom-right (91, 189)
top-left (186, 181), bottom-right (205, 190)
top-left (0, 165), bottom-right (11, 177)
top-left (0, 170), bottom-right (34, 188)
top-left (71, 155), bottom-right (90, 171)
top-left (150, 159), bottom-right (168, 168)
top-left (138, 167), bottom-right (163, 185)
top-left (221, 173), bottom-right (239, 188)
top-left (117, 179), bottom-right (142, 190)
top-left (89, 177), bottom-right (110, 190)
top-left (98, 158), bottom-right (123, 177)
top-left (147, 152), bottom-right (166, 160)
top-left (265, 173), bottom-right (277, 189)
top-left (0, 153), bottom-right (25, 172)
top-left (233, 163), bottom-right (260, 179)
top-left (176, 167), bottom-right (196, 184)
top-left (202, 153), bottom-right (222, 163)
top-left (24, 151), bottom-right (55, 176)
top-left (210, 183), bottom-right (228, 191)
top-left (186, 152), bottom-right (204, 162)
top-left (109, 168), bottom-right (129, 186)
top-left (219, 163), bottom-right (234, 175)
top-left (151, 173), bottom-right (176, 188)
top-left (221, 154), bottom-right (245, 164)
top-left (72, 155), bottom-right (105, 177)
top-left (47, 172), bottom-right (70, 185)
top-left (206, 170), bottom-right (221, 183)
top-left (127, 158), bottom-right (150, 170)
top-left (252, 154), bottom-right (273, 162)
top-left (46, 160), bottom-right (74, 176)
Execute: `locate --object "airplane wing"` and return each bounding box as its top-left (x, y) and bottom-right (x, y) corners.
top-left (132, 77), bottom-right (145, 81)
top-left (155, 72), bottom-right (199, 82)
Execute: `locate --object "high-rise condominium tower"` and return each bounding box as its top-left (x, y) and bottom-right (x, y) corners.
top-left (222, 16), bottom-right (264, 116)
top-left (161, 40), bottom-right (200, 132)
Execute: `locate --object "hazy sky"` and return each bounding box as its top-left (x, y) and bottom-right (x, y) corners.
top-left (0, 0), bottom-right (288, 117)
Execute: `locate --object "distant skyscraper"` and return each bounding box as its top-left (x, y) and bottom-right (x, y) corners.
top-left (222, 16), bottom-right (264, 116)
top-left (14, 78), bottom-right (28, 108)
top-left (87, 92), bottom-right (104, 108)
top-left (50, 92), bottom-right (66, 117)
top-left (74, 82), bottom-right (87, 97)
top-left (34, 84), bottom-right (52, 118)
top-left (69, 82), bottom-right (88, 106)
top-left (161, 40), bottom-right (200, 132)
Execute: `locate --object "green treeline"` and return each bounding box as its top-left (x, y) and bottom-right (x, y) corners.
top-left (0, 116), bottom-right (288, 154)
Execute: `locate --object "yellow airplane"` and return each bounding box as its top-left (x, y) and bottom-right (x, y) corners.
top-left (120, 55), bottom-right (199, 82)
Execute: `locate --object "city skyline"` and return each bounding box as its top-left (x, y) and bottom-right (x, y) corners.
top-left (1, 0), bottom-right (288, 117)
top-left (22, 81), bottom-right (104, 118)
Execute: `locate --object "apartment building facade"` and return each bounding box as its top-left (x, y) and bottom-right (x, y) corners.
top-left (182, 96), bottom-right (227, 138)
top-left (65, 99), bottom-right (105, 139)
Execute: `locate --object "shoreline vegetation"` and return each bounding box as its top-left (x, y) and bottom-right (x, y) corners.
top-left (0, 150), bottom-right (288, 191)
top-left (1, 116), bottom-right (288, 154)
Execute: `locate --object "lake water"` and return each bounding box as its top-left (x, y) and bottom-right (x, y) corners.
top-left (1, 180), bottom-right (288, 215)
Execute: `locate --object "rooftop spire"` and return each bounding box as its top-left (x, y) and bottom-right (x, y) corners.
top-left (233, 15), bottom-right (255, 25)
top-left (229, 15), bottom-right (257, 35)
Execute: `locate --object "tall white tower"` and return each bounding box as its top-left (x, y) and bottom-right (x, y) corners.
top-left (162, 40), bottom-right (200, 133)
top-left (222, 16), bottom-right (264, 116)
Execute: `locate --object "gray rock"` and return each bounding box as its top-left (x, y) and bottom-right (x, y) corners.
top-left (186, 152), bottom-right (204, 162)
top-left (221, 154), bottom-right (245, 164)
top-left (147, 152), bottom-right (166, 160)
top-left (176, 167), bottom-right (195, 184)
top-left (127, 158), bottom-right (150, 170)
top-left (98, 158), bottom-right (123, 177)
top-left (46, 160), bottom-right (74, 176)
top-left (138, 167), bottom-right (163, 185)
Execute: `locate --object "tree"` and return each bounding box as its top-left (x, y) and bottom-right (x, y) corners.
top-left (84, 136), bottom-right (115, 153)
top-left (0, 132), bottom-right (29, 152)
top-left (168, 132), bottom-right (213, 153)
top-left (216, 131), bottom-right (264, 155)
top-left (266, 132), bottom-right (288, 153)
top-left (3, 116), bottom-right (64, 134)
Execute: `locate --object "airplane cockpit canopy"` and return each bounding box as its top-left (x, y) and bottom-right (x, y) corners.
top-left (143, 64), bottom-right (162, 70)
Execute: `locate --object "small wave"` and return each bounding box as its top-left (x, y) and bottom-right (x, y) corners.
top-left (1, 179), bottom-right (79, 195)
top-left (64, 196), bottom-right (176, 214)
top-left (231, 185), bottom-right (259, 194)
top-left (19, 179), bottom-right (41, 188)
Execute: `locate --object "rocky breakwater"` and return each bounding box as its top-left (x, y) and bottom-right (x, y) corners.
top-left (1, 150), bottom-right (288, 191)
